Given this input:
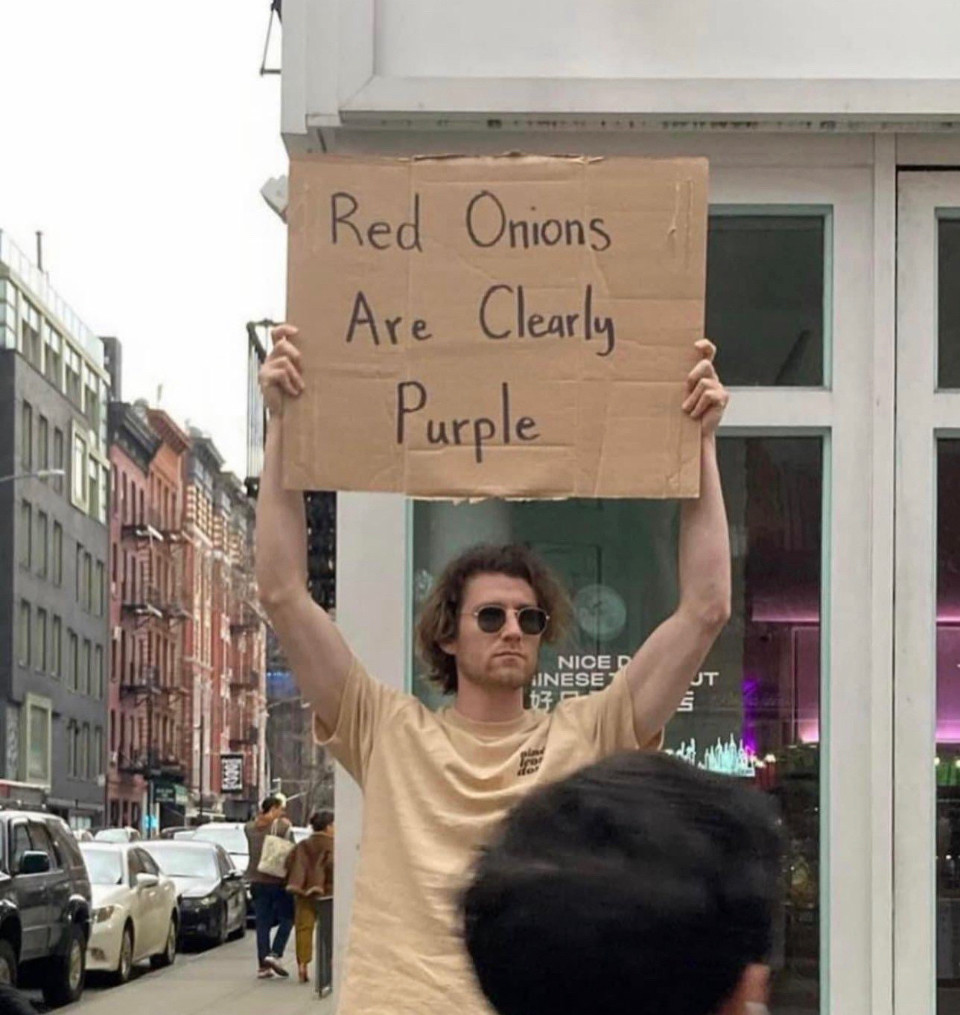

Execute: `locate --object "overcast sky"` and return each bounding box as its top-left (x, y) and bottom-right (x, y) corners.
top-left (0, 0), bottom-right (287, 476)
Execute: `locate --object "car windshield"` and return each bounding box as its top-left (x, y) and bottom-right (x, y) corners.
top-left (81, 848), bottom-right (123, 885)
top-left (143, 845), bottom-right (217, 880)
top-left (192, 826), bottom-right (247, 854)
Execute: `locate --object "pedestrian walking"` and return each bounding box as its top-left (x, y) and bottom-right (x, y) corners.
top-left (256, 323), bottom-right (731, 1013)
top-left (463, 752), bottom-right (781, 1015)
top-left (244, 793), bottom-right (296, 979)
top-left (286, 809), bottom-right (334, 985)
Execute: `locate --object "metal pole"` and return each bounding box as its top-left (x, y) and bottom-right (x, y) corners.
top-left (199, 699), bottom-right (205, 824)
top-left (147, 685), bottom-right (154, 838)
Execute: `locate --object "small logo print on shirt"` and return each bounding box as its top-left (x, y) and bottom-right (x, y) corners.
top-left (518, 747), bottom-right (545, 778)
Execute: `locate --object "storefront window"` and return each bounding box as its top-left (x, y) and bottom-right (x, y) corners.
top-left (936, 440), bottom-right (960, 1010)
top-left (939, 218), bottom-right (960, 389)
top-left (707, 213), bottom-right (828, 387)
top-left (410, 436), bottom-right (823, 1013)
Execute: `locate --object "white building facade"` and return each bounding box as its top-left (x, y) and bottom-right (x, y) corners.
top-left (280, 4), bottom-right (960, 1011)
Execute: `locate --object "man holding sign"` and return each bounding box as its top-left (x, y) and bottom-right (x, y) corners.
top-left (255, 318), bottom-right (729, 1015)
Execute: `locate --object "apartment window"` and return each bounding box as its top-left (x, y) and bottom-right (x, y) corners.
top-left (51, 616), bottom-right (61, 678)
top-left (21, 302), bottom-right (40, 368)
top-left (93, 727), bottom-right (103, 778)
top-left (0, 278), bottom-right (16, 350)
top-left (75, 543), bottom-right (82, 601)
top-left (35, 609), bottom-right (47, 672)
top-left (52, 523), bottom-right (62, 585)
top-left (94, 645), bottom-right (103, 699)
top-left (44, 324), bottom-right (61, 388)
top-left (36, 510), bottom-right (47, 578)
top-left (95, 561), bottom-right (104, 616)
top-left (71, 431), bottom-right (86, 508)
top-left (19, 501), bottom-right (31, 569)
top-left (17, 601), bottom-right (30, 667)
top-left (88, 455), bottom-right (99, 520)
top-left (24, 696), bottom-right (51, 785)
top-left (38, 415), bottom-right (48, 475)
top-left (111, 466), bottom-right (118, 517)
top-left (83, 366), bottom-right (99, 432)
top-left (52, 428), bottom-right (63, 495)
top-left (80, 640), bottom-right (91, 696)
top-left (121, 473), bottom-right (128, 523)
top-left (67, 630), bottom-right (78, 690)
top-left (82, 553), bottom-right (92, 612)
top-left (66, 722), bottom-right (77, 778)
top-left (64, 344), bottom-right (81, 405)
top-left (99, 464), bottom-right (109, 524)
top-left (20, 401), bottom-right (32, 470)
top-left (79, 725), bottom-right (90, 780)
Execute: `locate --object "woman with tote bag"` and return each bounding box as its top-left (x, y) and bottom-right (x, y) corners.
top-left (244, 794), bottom-right (296, 979)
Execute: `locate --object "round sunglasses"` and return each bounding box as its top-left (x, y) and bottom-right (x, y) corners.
top-left (465, 605), bottom-right (550, 636)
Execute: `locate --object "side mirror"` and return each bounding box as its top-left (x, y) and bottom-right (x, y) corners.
top-left (224, 870), bottom-right (242, 882)
top-left (19, 851), bottom-right (51, 876)
top-left (136, 873), bottom-right (159, 889)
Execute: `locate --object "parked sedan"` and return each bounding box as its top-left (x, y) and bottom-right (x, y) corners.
top-left (140, 841), bottom-right (247, 947)
top-left (187, 824), bottom-right (253, 919)
top-left (79, 844), bottom-right (178, 985)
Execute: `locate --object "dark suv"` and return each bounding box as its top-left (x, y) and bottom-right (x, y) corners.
top-left (0, 810), bottom-right (92, 1006)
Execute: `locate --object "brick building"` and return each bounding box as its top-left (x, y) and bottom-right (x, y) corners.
top-left (104, 394), bottom-right (264, 832)
top-left (183, 432), bottom-right (266, 824)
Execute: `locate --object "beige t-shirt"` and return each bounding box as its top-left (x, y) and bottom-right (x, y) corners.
top-left (317, 656), bottom-right (659, 1015)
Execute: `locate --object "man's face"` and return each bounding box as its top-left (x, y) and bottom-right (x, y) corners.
top-left (443, 572), bottom-right (543, 692)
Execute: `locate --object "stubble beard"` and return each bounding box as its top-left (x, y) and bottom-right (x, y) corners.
top-left (461, 656), bottom-right (538, 692)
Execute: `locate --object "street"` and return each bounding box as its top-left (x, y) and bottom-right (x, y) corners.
top-left (21, 937), bottom-right (333, 1015)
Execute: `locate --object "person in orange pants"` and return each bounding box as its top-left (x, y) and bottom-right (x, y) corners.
top-left (287, 810), bottom-right (334, 985)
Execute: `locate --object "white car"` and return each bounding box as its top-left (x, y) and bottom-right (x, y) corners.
top-left (189, 823), bottom-right (250, 873)
top-left (94, 826), bottom-right (142, 843)
top-left (80, 843), bottom-right (179, 984)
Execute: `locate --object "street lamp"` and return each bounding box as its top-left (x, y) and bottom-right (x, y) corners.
top-left (0, 468), bottom-right (66, 485)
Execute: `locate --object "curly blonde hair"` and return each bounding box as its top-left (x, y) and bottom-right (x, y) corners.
top-left (415, 544), bottom-right (573, 695)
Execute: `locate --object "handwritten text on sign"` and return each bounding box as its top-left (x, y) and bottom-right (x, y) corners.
top-left (283, 155), bottom-right (708, 499)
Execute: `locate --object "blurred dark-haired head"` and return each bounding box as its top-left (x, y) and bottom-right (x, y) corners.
top-left (310, 810), bottom-right (334, 833)
top-left (462, 752), bottom-right (782, 1015)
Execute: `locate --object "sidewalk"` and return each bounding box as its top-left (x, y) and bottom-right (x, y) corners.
top-left (72, 936), bottom-right (334, 1015)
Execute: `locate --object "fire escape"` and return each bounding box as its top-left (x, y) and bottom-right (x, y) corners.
top-left (227, 558), bottom-right (263, 802)
top-left (118, 506), bottom-right (190, 802)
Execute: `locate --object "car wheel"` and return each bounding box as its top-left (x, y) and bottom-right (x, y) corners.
top-left (112, 924), bottom-right (134, 986)
top-left (0, 938), bottom-right (18, 987)
top-left (151, 916), bottom-right (177, 969)
top-left (41, 922), bottom-right (86, 1007)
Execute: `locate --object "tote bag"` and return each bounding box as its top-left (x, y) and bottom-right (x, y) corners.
top-left (258, 820), bottom-right (295, 878)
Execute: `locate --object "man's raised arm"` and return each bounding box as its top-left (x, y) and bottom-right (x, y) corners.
top-left (624, 341), bottom-right (732, 744)
top-left (255, 325), bottom-right (352, 735)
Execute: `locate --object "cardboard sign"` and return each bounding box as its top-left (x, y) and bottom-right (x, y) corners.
top-left (283, 154), bottom-right (708, 499)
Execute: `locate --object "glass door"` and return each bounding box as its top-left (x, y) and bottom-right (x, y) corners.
top-left (895, 171), bottom-right (960, 1015)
